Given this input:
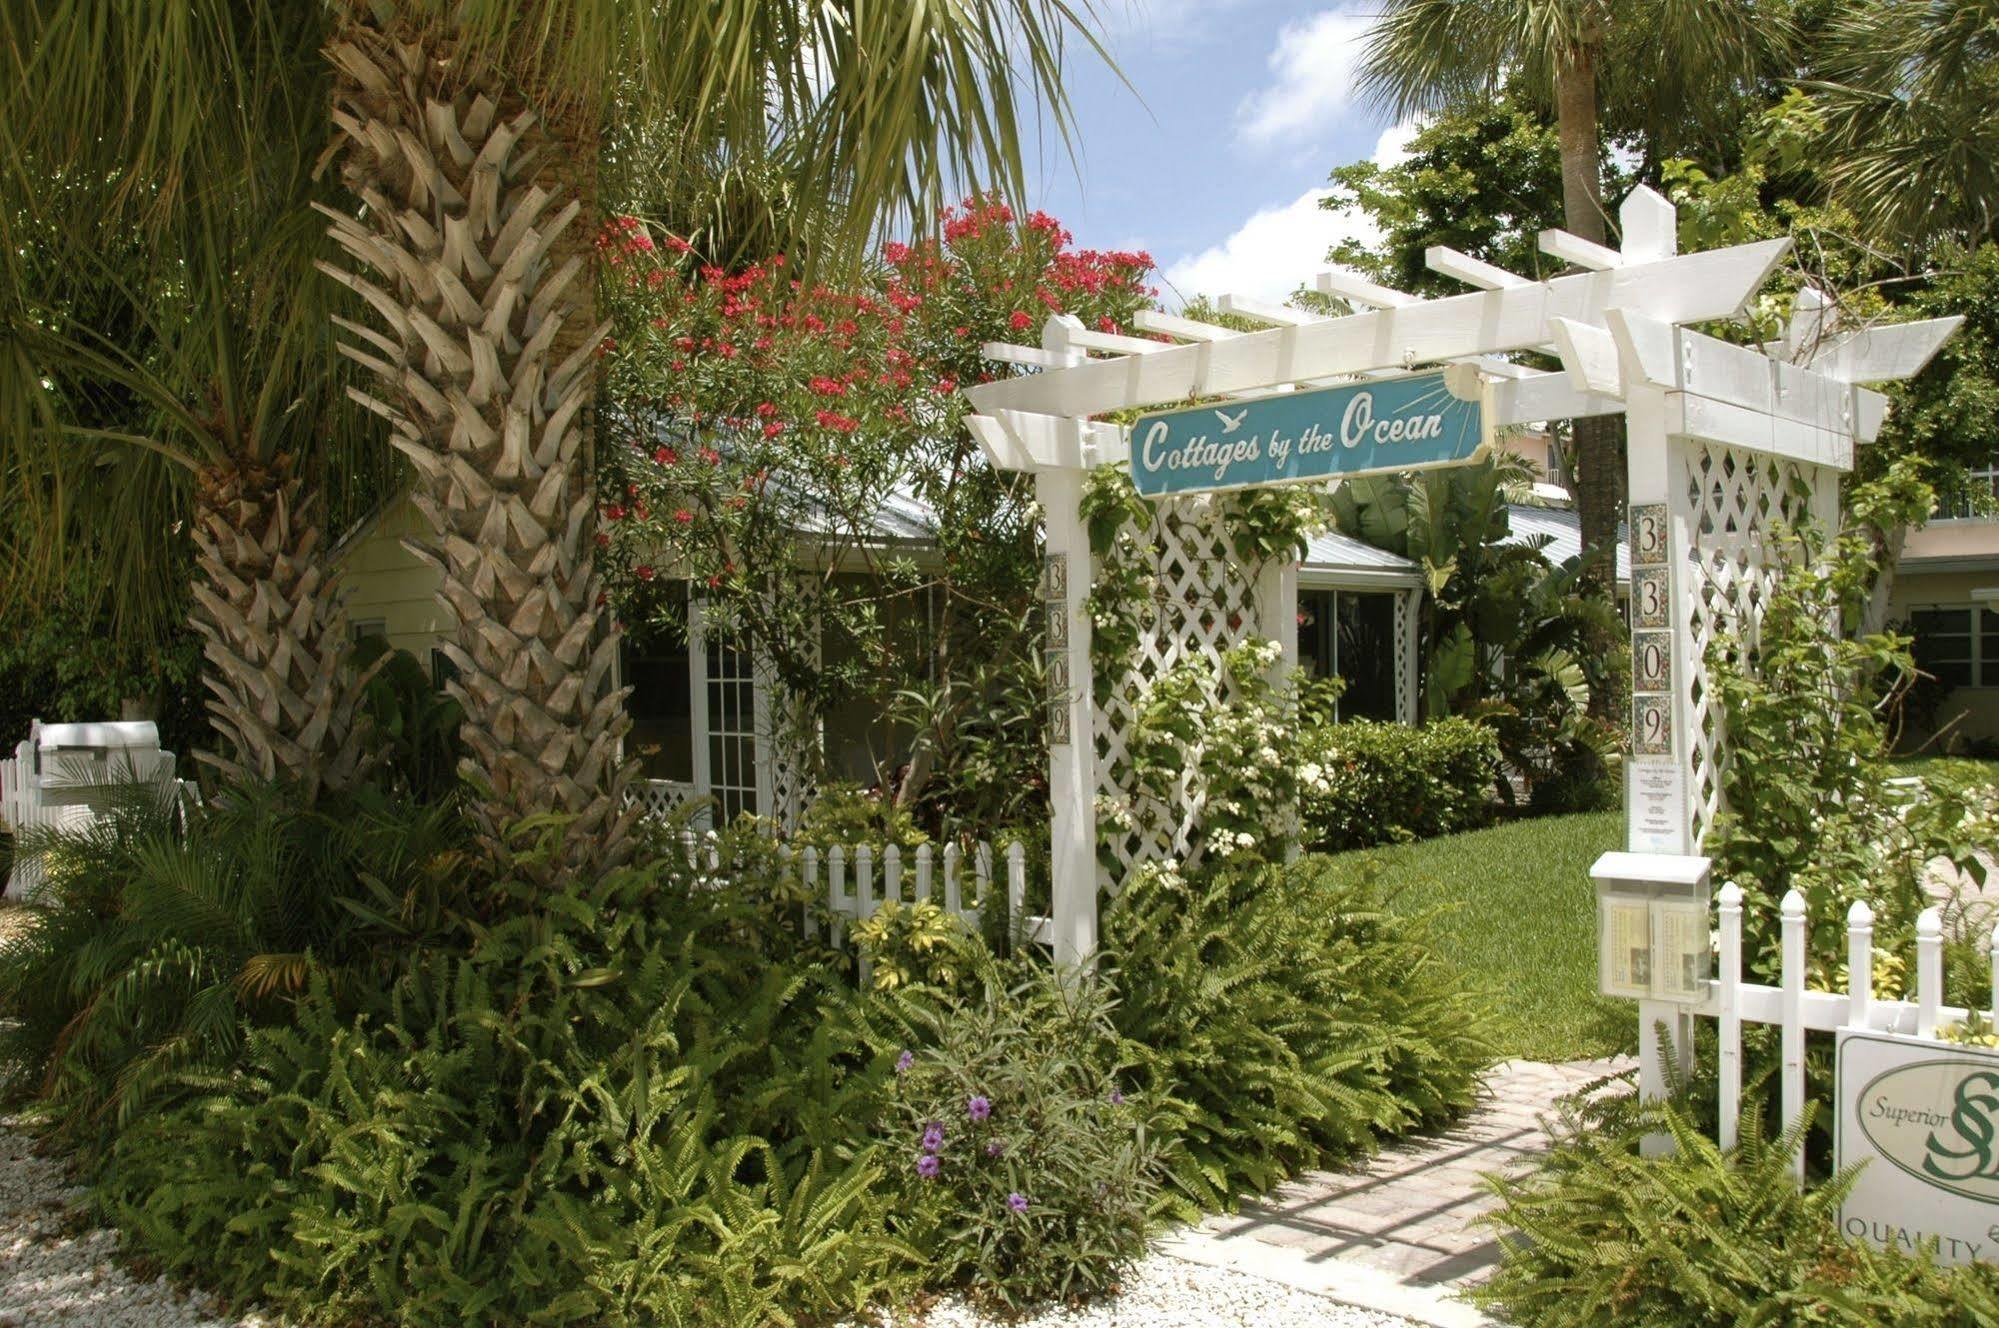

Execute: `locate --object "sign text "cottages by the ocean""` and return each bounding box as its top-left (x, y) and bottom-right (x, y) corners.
top-left (1127, 370), bottom-right (1484, 498)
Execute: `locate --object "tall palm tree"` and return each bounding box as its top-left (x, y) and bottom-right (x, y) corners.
top-left (1359, 0), bottom-right (1790, 705)
top-left (0, 4), bottom-right (387, 798)
top-left (315, 1), bottom-right (1109, 880)
top-left (1812, 0), bottom-right (1999, 251)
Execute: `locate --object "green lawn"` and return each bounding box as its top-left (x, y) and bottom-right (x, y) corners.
top-left (1305, 811), bottom-right (1631, 1064)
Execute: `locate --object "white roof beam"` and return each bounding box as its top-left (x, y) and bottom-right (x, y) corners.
top-left (1548, 317), bottom-right (1624, 396)
top-left (1315, 269), bottom-right (1417, 308)
top-left (1133, 309), bottom-right (1238, 342)
top-left (1217, 294), bottom-right (1322, 327)
top-left (1539, 228), bottom-right (1626, 271)
top-left (980, 341), bottom-right (1076, 370)
top-left (1063, 326), bottom-right (1170, 356)
top-left (1424, 246), bottom-right (1527, 290)
top-left (1799, 316), bottom-right (1964, 384)
top-left (964, 236), bottom-right (1793, 418)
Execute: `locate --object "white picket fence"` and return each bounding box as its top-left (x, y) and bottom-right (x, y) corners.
top-left (1653, 883), bottom-right (1991, 1179)
top-left (664, 829), bottom-right (1047, 951)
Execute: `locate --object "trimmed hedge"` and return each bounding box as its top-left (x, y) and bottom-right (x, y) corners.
top-left (1300, 717), bottom-right (1500, 852)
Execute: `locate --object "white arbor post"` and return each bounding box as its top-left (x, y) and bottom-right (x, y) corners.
top-left (1038, 458), bottom-right (1099, 967)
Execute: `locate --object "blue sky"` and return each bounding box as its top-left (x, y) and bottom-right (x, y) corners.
top-left (1021, 1), bottom-right (1414, 307)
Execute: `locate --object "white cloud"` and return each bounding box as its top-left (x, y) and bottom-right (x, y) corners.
top-left (1161, 122), bottom-right (1417, 307)
top-left (1237, 6), bottom-right (1377, 148)
top-left (1164, 188), bottom-right (1374, 306)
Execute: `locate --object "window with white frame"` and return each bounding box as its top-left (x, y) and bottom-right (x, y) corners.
top-left (1909, 604), bottom-right (1999, 688)
top-left (1934, 460), bottom-right (1999, 520)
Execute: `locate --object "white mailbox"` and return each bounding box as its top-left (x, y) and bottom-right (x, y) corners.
top-left (2, 719), bottom-right (177, 899)
top-left (1591, 851), bottom-right (1712, 1004)
top-left (30, 720), bottom-right (168, 806)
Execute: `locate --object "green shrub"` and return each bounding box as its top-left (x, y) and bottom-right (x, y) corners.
top-left (852, 898), bottom-right (981, 994)
top-left (1103, 856), bottom-right (1493, 1212)
top-left (792, 782), bottom-right (930, 850)
top-left (886, 965), bottom-right (1159, 1309)
top-left (92, 848), bottom-right (922, 1327)
top-left (1299, 717), bottom-right (1500, 852)
top-left (352, 638), bottom-right (464, 803)
top-left (1478, 1095), bottom-right (1999, 1327)
top-left (0, 779), bottom-right (468, 1147)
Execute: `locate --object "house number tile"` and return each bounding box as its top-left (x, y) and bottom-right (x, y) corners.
top-left (1633, 694), bottom-right (1672, 756)
top-left (1041, 553), bottom-right (1068, 600)
top-left (1045, 599), bottom-right (1069, 650)
top-left (1633, 566), bottom-right (1669, 629)
top-left (1631, 503), bottom-right (1668, 567)
top-left (1632, 631), bottom-right (1672, 692)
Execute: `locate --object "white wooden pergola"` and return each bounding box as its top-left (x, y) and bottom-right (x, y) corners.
top-left (961, 186), bottom-right (1959, 992)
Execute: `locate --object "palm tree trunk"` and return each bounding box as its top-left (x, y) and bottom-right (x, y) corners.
top-left (317, 14), bottom-right (636, 880)
top-left (189, 450), bottom-right (371, 798)
top-left (1554, 41), bottom-right (1628, 719)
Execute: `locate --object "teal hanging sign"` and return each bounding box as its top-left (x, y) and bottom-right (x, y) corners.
top-left (1128, 370), bottom-right (1485, 497)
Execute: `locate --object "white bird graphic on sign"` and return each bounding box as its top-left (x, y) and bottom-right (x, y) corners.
top-left (1214, 407), bottom-right (1248, 433)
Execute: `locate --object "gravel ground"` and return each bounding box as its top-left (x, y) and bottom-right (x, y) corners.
top-left (860, 1254), bottom-right (1422, 1328)
top-left (0, 1120), bottom-right (270, 1328)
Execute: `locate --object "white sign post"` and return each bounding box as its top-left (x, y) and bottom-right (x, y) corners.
top-left (1838, 1031), bottom-right (1999, 1265)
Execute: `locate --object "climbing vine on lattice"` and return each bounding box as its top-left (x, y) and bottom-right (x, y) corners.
top-left (1079, 466), bottom-right (1320, 886)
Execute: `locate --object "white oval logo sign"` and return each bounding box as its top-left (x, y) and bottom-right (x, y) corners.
top-left (1859, 1061), bottom-right (1999, 1204)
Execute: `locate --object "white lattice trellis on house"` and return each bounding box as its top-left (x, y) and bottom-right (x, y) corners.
top-left (1673, 441), bottom-right (1840, 849)
top-left (1092, 495), bottom-right (1278, 887)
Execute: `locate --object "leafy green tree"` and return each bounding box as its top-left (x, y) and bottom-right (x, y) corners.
top-left (1327, 96), bottom-right (1576, 297)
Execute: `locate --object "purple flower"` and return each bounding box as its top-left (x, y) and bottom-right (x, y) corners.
top-left (1109, 1089), bottom-right (1125, 1106)
top-left (921, 1122), bottom-right (946, 1153)
top-left (1006, 1192), bottom-right (1029, 1214)
top-left (967, 1095), bottom-right (992, 1122)
top-left (895, 1050), bottom-right (915, 1074)
top-left (917, 1154), bottom-right (942, 1179)
top-left (986, 1139), bottom-right (1005, 1157)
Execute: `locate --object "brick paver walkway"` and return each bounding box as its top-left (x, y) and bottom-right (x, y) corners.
top-left (1163, 1059), bottom-right (1631, 1327)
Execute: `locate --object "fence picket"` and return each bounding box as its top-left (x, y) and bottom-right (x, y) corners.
top-left (1917, 907), bottom-right (1943, 1040)
top-left (1846, 899), bottom-right (1874, 1035)
top-left (884, 844), bottom-right (902, 904)
top-left (1007, 843), bottom-right (1026, 942)
top-left (1779, 889), bottom-right (1807, 1182)
top-left (856, 845), bottom-right (875, 923)
top-left (829, 847), bottom-right (847, 948)
top-left (1718, 882), bottom-right (1743, 1153)
top-left (915, 844), bottom-right (933, 903)
top-left (943, 843), bottom-right (962, 916)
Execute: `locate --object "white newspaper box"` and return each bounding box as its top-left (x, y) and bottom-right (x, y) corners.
top-left (2, 719), bottom-right (176, 898)
top-left (1591, 851), bottom-right (1712, 1004)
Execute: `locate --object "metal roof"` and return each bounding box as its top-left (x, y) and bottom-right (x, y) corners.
top-left (1301, 528), bottom-right (1424, 588)
top-left (1504, 505), bottom-right (1630, 584)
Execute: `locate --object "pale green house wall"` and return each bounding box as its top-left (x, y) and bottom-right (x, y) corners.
top-left (337, 494), bottom-right (452, 658)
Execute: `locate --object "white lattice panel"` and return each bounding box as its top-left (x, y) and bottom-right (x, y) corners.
top-left (1093, 495), bottom-right (1275, 888)
top-left (1676, 440), bottom-right (1833, 849)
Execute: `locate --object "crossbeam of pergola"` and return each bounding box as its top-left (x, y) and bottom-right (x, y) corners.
top-left (957, 185), bottom-right (1960, 975)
